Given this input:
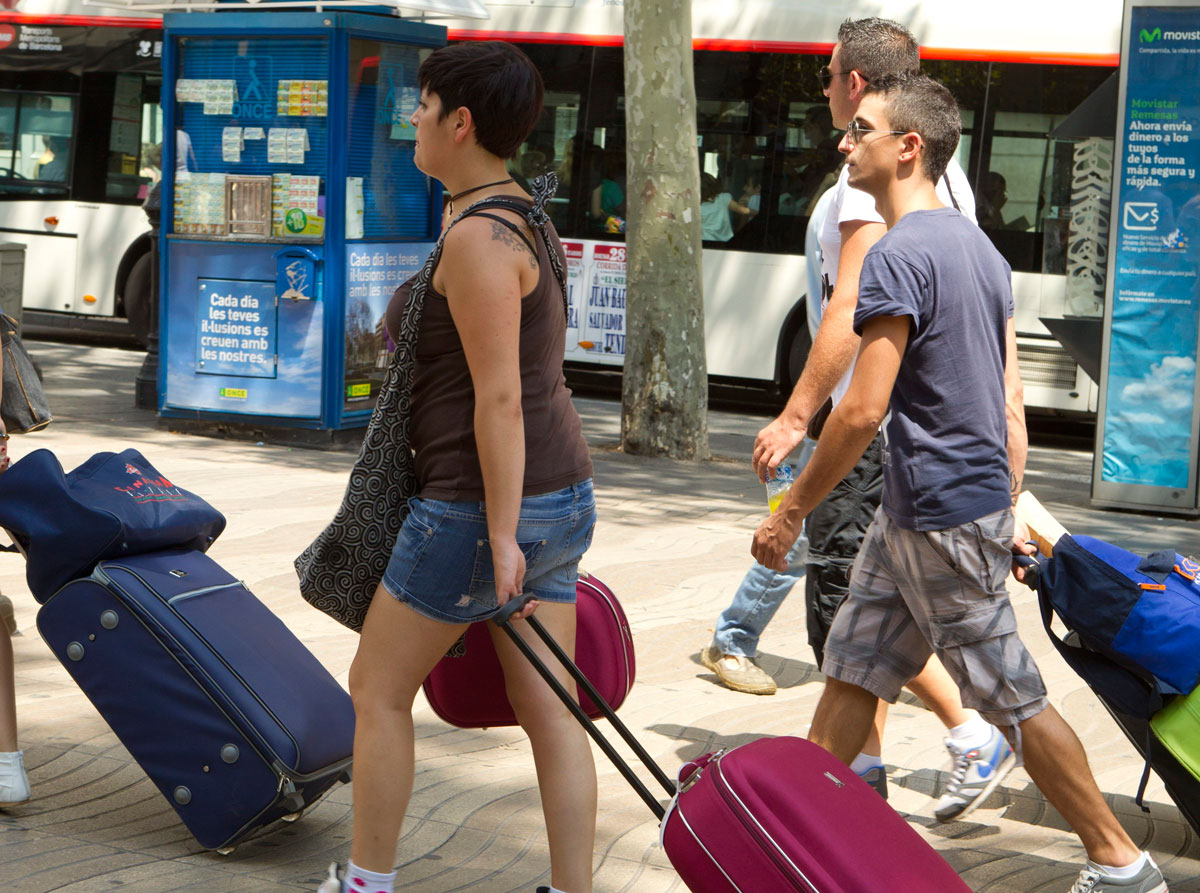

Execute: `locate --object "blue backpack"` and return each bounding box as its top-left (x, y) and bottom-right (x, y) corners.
top-left (1038, 534), bottom-right (1200, 697)
top-left (0, 448), bottom-right (226, 601)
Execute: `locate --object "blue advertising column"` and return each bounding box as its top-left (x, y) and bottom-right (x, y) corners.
top-left (1093, 0), bottom-right (1200, 515)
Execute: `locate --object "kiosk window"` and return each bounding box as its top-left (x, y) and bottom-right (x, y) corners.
top-left (0, 91), bottom-right (75, 196)
top-left (174, 36), bottom-right (330, 239)
top-left (346, 38), bottom-right (433, 240)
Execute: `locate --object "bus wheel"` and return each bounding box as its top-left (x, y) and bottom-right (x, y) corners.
top-left (784, 316), bottom-right (812, 393)
top-left (124, 252), bottom-right (153, 347)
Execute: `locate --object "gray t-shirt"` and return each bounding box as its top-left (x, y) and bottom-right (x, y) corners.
top-left (853, 208), bottom-right (1013, 531)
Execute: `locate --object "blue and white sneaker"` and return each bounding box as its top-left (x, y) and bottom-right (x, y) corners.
top-left (857, 765), bottom-right (889, 800)
top-left (934, 725), bottom-right (1016, 822)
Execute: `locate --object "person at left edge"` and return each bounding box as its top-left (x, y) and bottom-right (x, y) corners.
top-left (317, 41), bottom-right (597, 893)
top-left (0, 338), bottom-right (32, 809)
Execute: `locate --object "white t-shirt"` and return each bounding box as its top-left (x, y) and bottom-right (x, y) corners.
top-left (817, 159), bottom-right (976, 406)
top-left (701, 193), bottom-right (735, 242)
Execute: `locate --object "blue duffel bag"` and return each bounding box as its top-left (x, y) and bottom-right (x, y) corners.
top-left (1039, 533), bottom-right (1200, 696)
top-left (0, 448), bottom-right (226, 601)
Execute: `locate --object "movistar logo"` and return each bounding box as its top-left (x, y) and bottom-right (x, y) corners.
top-left (1140, 26), bottom-right (1200, 42)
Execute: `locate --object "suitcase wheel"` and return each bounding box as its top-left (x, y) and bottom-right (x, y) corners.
top-left (337, 768), bottom-right (352, 785)
top-left (282, 791), bottom-right (305, 813)
top-left (215, 845), bottom-right (237, 856)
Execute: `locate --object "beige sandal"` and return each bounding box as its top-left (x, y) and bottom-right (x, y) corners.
top-left (0, 593), bottom-right (16, 636)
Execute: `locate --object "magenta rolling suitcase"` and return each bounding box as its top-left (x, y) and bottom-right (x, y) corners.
top-left (423, 572), bottom-right (634, 727)
top-left (490, 595), bottom-right (971, 892)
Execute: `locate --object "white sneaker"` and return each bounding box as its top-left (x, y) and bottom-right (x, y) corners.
top-left (316, 862), bottom-right (344, 893)
top-left (934, 725), bottom-right (1015, 822)
top-left (0, 750), bottom-right (30, 807)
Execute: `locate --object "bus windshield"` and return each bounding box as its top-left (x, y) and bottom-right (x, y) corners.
top-left (0, 91), bottom-right (76, 196)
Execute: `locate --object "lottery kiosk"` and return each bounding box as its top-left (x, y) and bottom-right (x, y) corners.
top-left (156, 2), bottom-right (479, 434)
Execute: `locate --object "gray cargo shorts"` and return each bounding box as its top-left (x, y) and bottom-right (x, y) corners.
top-left (821, 505), bottom-right (1048, 729)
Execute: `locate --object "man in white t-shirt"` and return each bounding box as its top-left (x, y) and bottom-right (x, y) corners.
top-left (750, 17), bottom-right (1015, 822)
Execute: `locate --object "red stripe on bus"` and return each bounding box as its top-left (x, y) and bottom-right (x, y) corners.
top-left (449, 29), bottom-right (623, 47)
top-left (448, 29), bottom-right (1118, 66)
top-left (0, 13), bottom-right (162, 28)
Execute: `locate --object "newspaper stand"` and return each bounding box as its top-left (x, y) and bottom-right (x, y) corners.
top-left (152, 3), bottom-right (472, 436)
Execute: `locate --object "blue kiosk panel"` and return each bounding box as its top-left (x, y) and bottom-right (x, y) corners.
top-left (166, 241), bottom-right (324, 418)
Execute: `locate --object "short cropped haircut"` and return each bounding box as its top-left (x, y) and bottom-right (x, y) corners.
top-left (865, 73), bottom-right (962, 181)
top-left (418, 41), bottom-right (544, 159)
top-left (837, 18), bottom-right (920, 83)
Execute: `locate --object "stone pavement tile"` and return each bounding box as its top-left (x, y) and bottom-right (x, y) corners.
top-left (0, 832), bottom-right (154, 893)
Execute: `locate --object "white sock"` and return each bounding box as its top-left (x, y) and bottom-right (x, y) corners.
top-left (1092, 852), bottom-right (1148, 878)
top-left (344, 860), bottom-right (396, 893)
top-left (850, 752), bottom-right (884, 775)
top-left (948, 712), bottom-right (993, 751)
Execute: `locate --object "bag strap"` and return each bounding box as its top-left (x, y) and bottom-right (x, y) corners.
top-left (943, 172), bottom-right (961, 212)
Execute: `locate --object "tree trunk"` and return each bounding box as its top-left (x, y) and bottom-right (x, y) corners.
top-left (620, 0), bottom-right (709, 460)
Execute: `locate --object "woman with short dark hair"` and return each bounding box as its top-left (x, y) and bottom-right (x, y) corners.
top-left (317, 41), bottom-right (597, 893)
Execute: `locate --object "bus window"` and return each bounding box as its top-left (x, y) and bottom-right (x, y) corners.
top-left (0, 92), bottom-right (75, 195)
top-left (964, 62), bottom-right (1113, 273)
top-left (694, 51), bottom-right (778, 250)
top-left (500, 44), bottom-right (591, 235)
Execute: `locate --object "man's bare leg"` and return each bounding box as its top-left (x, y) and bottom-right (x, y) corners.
top-left (808, 677), bottom-right (879, 766)
top-left (905, 654), bottom-right (972, 729)
top-left (1017, 706), bottom-right (1140, 867)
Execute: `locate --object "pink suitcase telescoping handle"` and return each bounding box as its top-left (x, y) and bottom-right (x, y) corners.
top-left (492, 593), bottom-right (676, 818)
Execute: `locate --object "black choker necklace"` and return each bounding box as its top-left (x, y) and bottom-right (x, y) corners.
top-left (448, 177), bottom-right (515, 214)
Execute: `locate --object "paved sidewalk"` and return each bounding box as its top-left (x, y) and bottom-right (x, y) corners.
top-left (1, 341), bottom-right (1199, 892)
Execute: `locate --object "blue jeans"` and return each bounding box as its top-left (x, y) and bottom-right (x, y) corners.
top-left (713, 531), bottom-right (808, 658)
top-left (713, 440), bottom-right (815, 658)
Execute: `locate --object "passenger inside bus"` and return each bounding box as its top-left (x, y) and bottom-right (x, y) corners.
top-left (33, 136), bottom-right (67, 182)
top-left (590, 149), bottom-right (625, 232)
top-left (700, 171), bottom-right (754, 242)
top-left (977, 171), bottom-right (1030, 232)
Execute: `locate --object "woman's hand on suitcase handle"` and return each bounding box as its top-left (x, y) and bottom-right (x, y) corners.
top-left (492, 537), bottom-right (538, 621)
top-left (493, 592), bottom-right (538, 625)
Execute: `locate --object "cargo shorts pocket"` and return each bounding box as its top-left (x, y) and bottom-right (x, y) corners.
top-left (928, 601), bottom-right (1017, 650)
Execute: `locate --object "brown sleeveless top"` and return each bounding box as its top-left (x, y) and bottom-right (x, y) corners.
top-left (385, 205), bottom-right (592, 501)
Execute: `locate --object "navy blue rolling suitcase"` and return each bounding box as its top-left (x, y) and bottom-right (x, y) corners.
top-left (36, 548), bottom-right (355, 850)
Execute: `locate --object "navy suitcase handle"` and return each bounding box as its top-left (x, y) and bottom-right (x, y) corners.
top-left (492, 593), bottom-right (674, 818)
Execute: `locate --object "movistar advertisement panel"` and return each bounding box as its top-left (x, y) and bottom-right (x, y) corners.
top-left (1094, 0), bottom-right (1200, 514)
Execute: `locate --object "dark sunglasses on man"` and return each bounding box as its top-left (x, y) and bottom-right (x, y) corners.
top-left (817, 65), bottom-right (856, 90)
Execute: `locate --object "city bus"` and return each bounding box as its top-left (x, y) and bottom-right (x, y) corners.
top-left (434, 0), bottom-right (1122, 416)
top-left (0, 0), bottom-right (1123, 418)
top-left (0, 0), bottom-right (162, 342)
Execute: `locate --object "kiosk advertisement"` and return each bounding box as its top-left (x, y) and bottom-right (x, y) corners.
top-left (1096, 1), bottom-right (1200, 511)
top-left (342, 241), bottom-right (434, 413)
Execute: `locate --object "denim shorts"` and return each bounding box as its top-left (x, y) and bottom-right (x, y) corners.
top-left (382, 479), bottom-right (597, 624)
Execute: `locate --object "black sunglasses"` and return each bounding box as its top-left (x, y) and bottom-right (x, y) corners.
top-left (817, 66), bottom-right (854, 90)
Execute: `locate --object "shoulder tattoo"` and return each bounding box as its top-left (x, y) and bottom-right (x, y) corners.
top-left (490, 220), bottom-right (539, 269)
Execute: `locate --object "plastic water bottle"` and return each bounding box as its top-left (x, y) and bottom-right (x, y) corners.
top-left (765, 464), bottom-right (795, 514)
